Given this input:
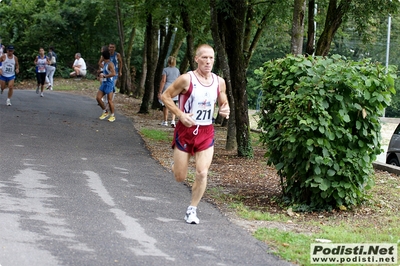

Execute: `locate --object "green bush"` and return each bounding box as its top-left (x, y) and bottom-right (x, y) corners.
top-left (257, 54), bottom-right (396, 210)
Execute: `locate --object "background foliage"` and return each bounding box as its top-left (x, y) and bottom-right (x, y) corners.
top-left (0, 0), bottom-right (119, 80)
top-left (2, 0), bottom-right (400, 115)
top-left (257, 54), bottom-right (397, 210)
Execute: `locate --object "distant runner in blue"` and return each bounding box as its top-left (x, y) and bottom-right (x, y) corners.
top-left (96, 49), bottom-right (117, 122)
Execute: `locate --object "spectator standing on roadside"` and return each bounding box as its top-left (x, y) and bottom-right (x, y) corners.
top-left (34, 47), bottom-right (49, 97)
top-left (158, 56), bottom-right (180, 127)
top-left (45, 47), bottom-right (57, 90)
top-left (70, 53), bottom-right (87, 78)
top-left (0, 45), bottom-right (20, 106)
top-left (161, 44), bottom-right (230, 224)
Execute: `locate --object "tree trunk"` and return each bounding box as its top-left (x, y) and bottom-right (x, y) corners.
top-left (139, 14), bottom-right (158, 114)
top-left (125, 26), bottom-right (136, 95)
top-left (210, 0), bottom-right (236, 150)
top-left (135, 38), bottom-right (147, 98)
top-left (180, 2), bottom-right (196, 70)
top-left (306, 0), bottom-right (316, 55)
top-left (244, 7), bottom-right (274, 67)
top-left (152, 20), bottom-right (176, 110)
top-left (114, 0), bottom-right (132, 95)
top-left (179, 54), bottom-right (190, 74)
top-left (170, 36), bottom-right (184, 58)
top-left (221, 0), bottom-right (253, 157)
top-left (151, 23), bottom-right (166, 110)
top-left (315, 0), bottom-right (352, 56)
top-left (291, 0), bottom-right (306, 55)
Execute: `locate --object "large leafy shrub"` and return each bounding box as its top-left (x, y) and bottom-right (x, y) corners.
top-left (257, 54), bottom-right (396, 210)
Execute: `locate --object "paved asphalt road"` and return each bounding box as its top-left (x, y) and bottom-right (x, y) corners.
top-left (0, 90), bottom-right (293, 266)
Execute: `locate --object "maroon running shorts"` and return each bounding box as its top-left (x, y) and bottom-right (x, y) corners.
top-left (172, 122), bottom-right (214, 155)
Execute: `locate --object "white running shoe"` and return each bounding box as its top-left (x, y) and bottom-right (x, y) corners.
top-left (40, 92), bottom-right (44, 97)
top-left (161, 121), bottom-right (168, 126)
top-left (36, 87), bottom-right (39, 94)
top-left (6, 99), bottom-right (11, 106)
top-left (171, 121), bottom-right (176, 128)
top-left (184, 207), bottom-right (200, 224)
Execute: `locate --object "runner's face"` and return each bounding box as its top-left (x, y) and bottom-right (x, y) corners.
top-left (195, 47), bottom-right (214, 73)
top-left (109, 45), bottom-right (115, 53)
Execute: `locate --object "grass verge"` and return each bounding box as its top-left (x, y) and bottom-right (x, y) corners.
top-left (218, 170), bottom-right (400, 266)
top-left (140, 128), bottom-right (171, 142)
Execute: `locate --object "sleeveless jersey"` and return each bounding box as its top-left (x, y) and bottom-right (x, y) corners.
top-left (36, 56), bottom-right (47, 73)
top-left (110, 52), bottom-right (119, 73)
top-left (102, 61), bottom-right (114, 85)
top-left (2, 55), bottom-right (16, 77)
top-left (178, 71), bottom-right (219, 126)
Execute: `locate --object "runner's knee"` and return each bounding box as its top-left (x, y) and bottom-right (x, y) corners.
top-left (196, 169), bottom-right (208, 180)
top-left (174, 172), bottom-right (186, 182)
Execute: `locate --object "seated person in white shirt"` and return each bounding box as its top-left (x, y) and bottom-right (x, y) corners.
top-left (70, 53), bottom-right (87, 77)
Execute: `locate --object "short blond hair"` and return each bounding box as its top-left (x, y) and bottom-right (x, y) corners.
top-left (167, 56), bottom-right (176, 67)
top-left (195, 44), bottom-right (214, 56)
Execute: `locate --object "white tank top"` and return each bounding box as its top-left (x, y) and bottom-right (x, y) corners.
top-left (2, 55), bottom-right (16, 77)
top-left (36, 56), bottom-right (47, 73)
top-left (178, 71), bottom-right (219, 126)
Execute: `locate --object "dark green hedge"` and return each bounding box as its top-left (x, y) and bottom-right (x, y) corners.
top-left (257, 54), bottom-right (396, 211)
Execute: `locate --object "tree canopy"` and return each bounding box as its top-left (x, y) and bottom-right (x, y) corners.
top-left (2, 0), bottom-right (400, 153)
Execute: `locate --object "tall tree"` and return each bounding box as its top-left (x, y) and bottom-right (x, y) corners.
top-left (291, 0), bottom-right (306, 55)
top-left (210, 0), bottom-right (283, 157)
top-left (210, 0), bottom-right (236, 150)
top-left (114, 0), bottom-right (132, 95)
top-left (312, 0), bottom-right (400, 56)
top-left (179, 1), bottom-right (196, 71)
top-left (124, 26), bottom-right (137, 95)
top-left (315, 0), bottom-right (351, 56)
top-left (136, 36), bottom-right (147, 98)
top-left (305, 0), bottom-right (316, 55)
top-left (139, 13), bottom-right (158, 113)
top-left (213, 0), bottom-right (253, 157)
top-left (151, 18), bottom-right (177, 109)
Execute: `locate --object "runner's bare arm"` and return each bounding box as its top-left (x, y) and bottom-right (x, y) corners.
top-left (161, 73), bottom-right (196, 127)
top-left (217, 77), bottom-right (230, 119)
top-left (158, 74), bottom-right (166, 99)
top-left (98, 56), bottom-right (104, 68)
top-left (117, 54), bottom-right (123, 76)
top-left (15, 56), bottom-right (19, 74)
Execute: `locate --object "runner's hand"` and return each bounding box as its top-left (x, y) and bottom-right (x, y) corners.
top-left (179, 113), bottom-right (196, 127)
top-left (219, 102), bottom-right (230, 119)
